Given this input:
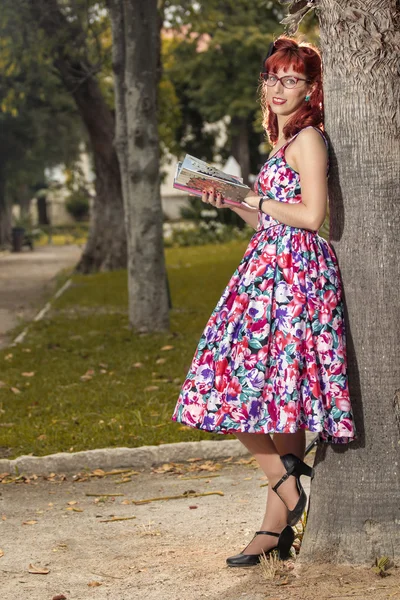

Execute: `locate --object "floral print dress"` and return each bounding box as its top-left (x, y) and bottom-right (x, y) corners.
top-left (172, 126), bottom-right (356, 444)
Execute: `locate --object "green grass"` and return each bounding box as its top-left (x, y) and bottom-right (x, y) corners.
top-left (0, 240), bottom-right (248, 459)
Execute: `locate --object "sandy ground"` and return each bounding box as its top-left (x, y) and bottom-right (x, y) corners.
top-left (0, 245), bottom-right (81, 348)
top-left (1, 457), bottom-right (399, 600)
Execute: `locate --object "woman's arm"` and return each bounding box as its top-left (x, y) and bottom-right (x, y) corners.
top-left (245, 128), bottom-right (328, 231)
top-left (229, 204), bottom-right (258, 229)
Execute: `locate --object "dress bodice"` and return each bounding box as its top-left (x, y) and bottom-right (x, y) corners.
top-left (255, 126), bottom-right (329, 232)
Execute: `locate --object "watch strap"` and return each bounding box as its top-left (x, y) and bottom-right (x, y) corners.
top-left (258, 196), bottom-right (269, 211)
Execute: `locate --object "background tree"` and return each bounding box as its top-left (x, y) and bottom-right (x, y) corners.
top-left (23, 0), bottom-right (127, 273)
top-left (0, 7), bottom-right (83, 247)
top-left (108, 0), bottom-right (170, 332)
top-left (296, 0), bottom-right (400, 563)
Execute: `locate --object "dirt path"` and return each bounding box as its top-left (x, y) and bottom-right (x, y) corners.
top-left (0, 458), bottom-right (398, 600)
top-left (0, 245), bottom-right (81, 349)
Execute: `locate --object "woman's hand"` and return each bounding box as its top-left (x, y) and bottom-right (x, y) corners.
top-left (201, 188), bottom-right (230, 209)
top-left (243, 191), bottom-right (262, 209)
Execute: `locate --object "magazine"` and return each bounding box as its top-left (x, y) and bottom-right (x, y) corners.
top-left (173, 154), bottom-right (252, 208)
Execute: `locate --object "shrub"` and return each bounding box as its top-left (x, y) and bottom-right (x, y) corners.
top-left (65, 188), bottom-right (90, 221)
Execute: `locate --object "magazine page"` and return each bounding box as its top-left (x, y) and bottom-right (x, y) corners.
top-left (174, 154), bottom-right (251, 206)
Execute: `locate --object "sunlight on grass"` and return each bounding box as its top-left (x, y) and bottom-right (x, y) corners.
top-left (0, 240), bottom-right (248, 459)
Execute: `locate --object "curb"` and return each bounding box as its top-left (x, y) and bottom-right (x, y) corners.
top-left (0, 440), bottom-right (250, 476)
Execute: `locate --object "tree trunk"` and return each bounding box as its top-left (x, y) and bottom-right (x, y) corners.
top-left (31, 0), bottom-right (127, 273)
top-left (37, 194), bottom-right (50, 225)
top-left (231, 116), bottom-right (251, 185)
top-left (300, 0), bottom-right (400, 564)
top-left (17, 183), bottom-right (31, 219)
top-left (0, 164), bottom-right (11, 248)
top-left (108, 0), bottom-right (169, 331)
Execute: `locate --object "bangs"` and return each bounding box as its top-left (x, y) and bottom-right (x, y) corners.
top-left (265, 51), bottom-right (306, 75)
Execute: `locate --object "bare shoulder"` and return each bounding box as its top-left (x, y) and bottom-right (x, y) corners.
top-left (295, 127), bottom-right (327, 156)
top-left (286, 126), bottom-right (328, 172)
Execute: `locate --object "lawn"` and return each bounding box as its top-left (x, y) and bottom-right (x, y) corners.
top-left (0, 240), bottom-right (248, 459)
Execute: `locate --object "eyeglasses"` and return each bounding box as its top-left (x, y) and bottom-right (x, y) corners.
top-left (260, 72), bottom-right (309, 89)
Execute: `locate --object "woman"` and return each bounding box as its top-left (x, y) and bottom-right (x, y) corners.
top-left (172, 36), bottom-right (356, 566)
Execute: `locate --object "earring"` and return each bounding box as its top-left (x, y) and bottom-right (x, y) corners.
top-left (305, 94), bottom-right (311, 102)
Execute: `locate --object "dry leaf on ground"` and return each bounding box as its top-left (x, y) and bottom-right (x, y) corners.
top-left (160, 345), bottom-right (174, 351)
top-left (21, 372), bottom-right (35, 377)
top-left (23, 520), bottom-right (38, 525)
top-left (28, 563), bottom-right (50, 574)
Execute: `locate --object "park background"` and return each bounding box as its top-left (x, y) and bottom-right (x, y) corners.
top-left (0, 0), bottom-right (323, 460)
top-left (0, 0), bottom-right (399, 581)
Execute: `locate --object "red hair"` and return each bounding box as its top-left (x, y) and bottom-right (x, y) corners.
top-left (260, 37), bottom-right (324, 144)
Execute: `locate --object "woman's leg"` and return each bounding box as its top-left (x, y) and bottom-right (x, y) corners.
top-left (234, 431), bottom-right (304, 555)
top-left (257, 430), bottom-right (306, 535)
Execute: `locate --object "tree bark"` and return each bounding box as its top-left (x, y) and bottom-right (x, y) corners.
top-left (37, 194), bottom-right (50, 225)
top-left (231, 116), bottom-right (251, 185)
top-left (300, 0), bottom-right (400, 564)
top-left (0, 163), bottom-right (11, 248)
top-left (30, 0), bottom-right (127, 273)
top-left (108, 0), bottom-right (169, 331)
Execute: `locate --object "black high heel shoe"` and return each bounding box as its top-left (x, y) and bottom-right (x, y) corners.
top-left (272, 453), bottom-right (315, 527)
top-left (226, 525), bottom-right (294, 567)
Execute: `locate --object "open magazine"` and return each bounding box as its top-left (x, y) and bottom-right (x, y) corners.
top-left (173, 154), bottom-right (252, 208)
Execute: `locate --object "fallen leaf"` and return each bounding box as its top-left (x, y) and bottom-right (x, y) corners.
top-left (0, 549), bottom-right (4, 558)
top-left (144, 385), bottom-right (159, 392)
top-left (23, 520), bottom-right (38, 525)
top-left (80, 369), bottom-right (95, 382)
top-left (88, 580), bottom-right (102, 586)
top-left (21, 372), bottom-right (35, 377)
top-left (4, 353), bottom-right (13, 361)
top-left (67, 501), bottom-right (78, 505)
top-left (99, 516), bottom-right (136, 523)
top-left (10, 387), bottom-right (21, 394)
top-left (91, 469), bottom-right (106, 477)
top-left (155, 358), bottom-right (166, 364)
top-left (28, 563), bottom-right (49, 574)
top-left (160, 345), bottom-right (174, 351)
top-left (132, 362), bottom-right (143, 368)
top-left (37, 434), bottom-right (47, 441)
top-left (0, 381), bottom-right (6, 388)
top-left (22, 348), bottom-right (31, 353)
top-left (52, 595), bottom-right (67, 600)
top-left (189, 505), bottom-right (198, 509)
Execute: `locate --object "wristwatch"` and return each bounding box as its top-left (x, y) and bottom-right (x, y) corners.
top-left (258, 196), bottom-right (269, 212)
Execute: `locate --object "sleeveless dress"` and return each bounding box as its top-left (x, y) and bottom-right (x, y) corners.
top-left (172, 126), bottom-right (356, 444)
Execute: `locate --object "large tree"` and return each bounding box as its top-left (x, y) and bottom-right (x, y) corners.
top-left (298, 1), bottom-right (400, 563)
top-left (0, 7), bottom-right (83, 247)
top-left (26, 0), bottom-right (127, 273)
top-left (108, 0), bottom-right (170, 331)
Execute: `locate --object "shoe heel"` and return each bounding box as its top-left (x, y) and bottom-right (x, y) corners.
top-left (277, 526), bottom-right (294, 560)
top-left (297, 462), bottom-right (314, 478)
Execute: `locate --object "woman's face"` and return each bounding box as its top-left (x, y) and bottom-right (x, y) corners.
top-left (265, 65), bottom-right (312, 119)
